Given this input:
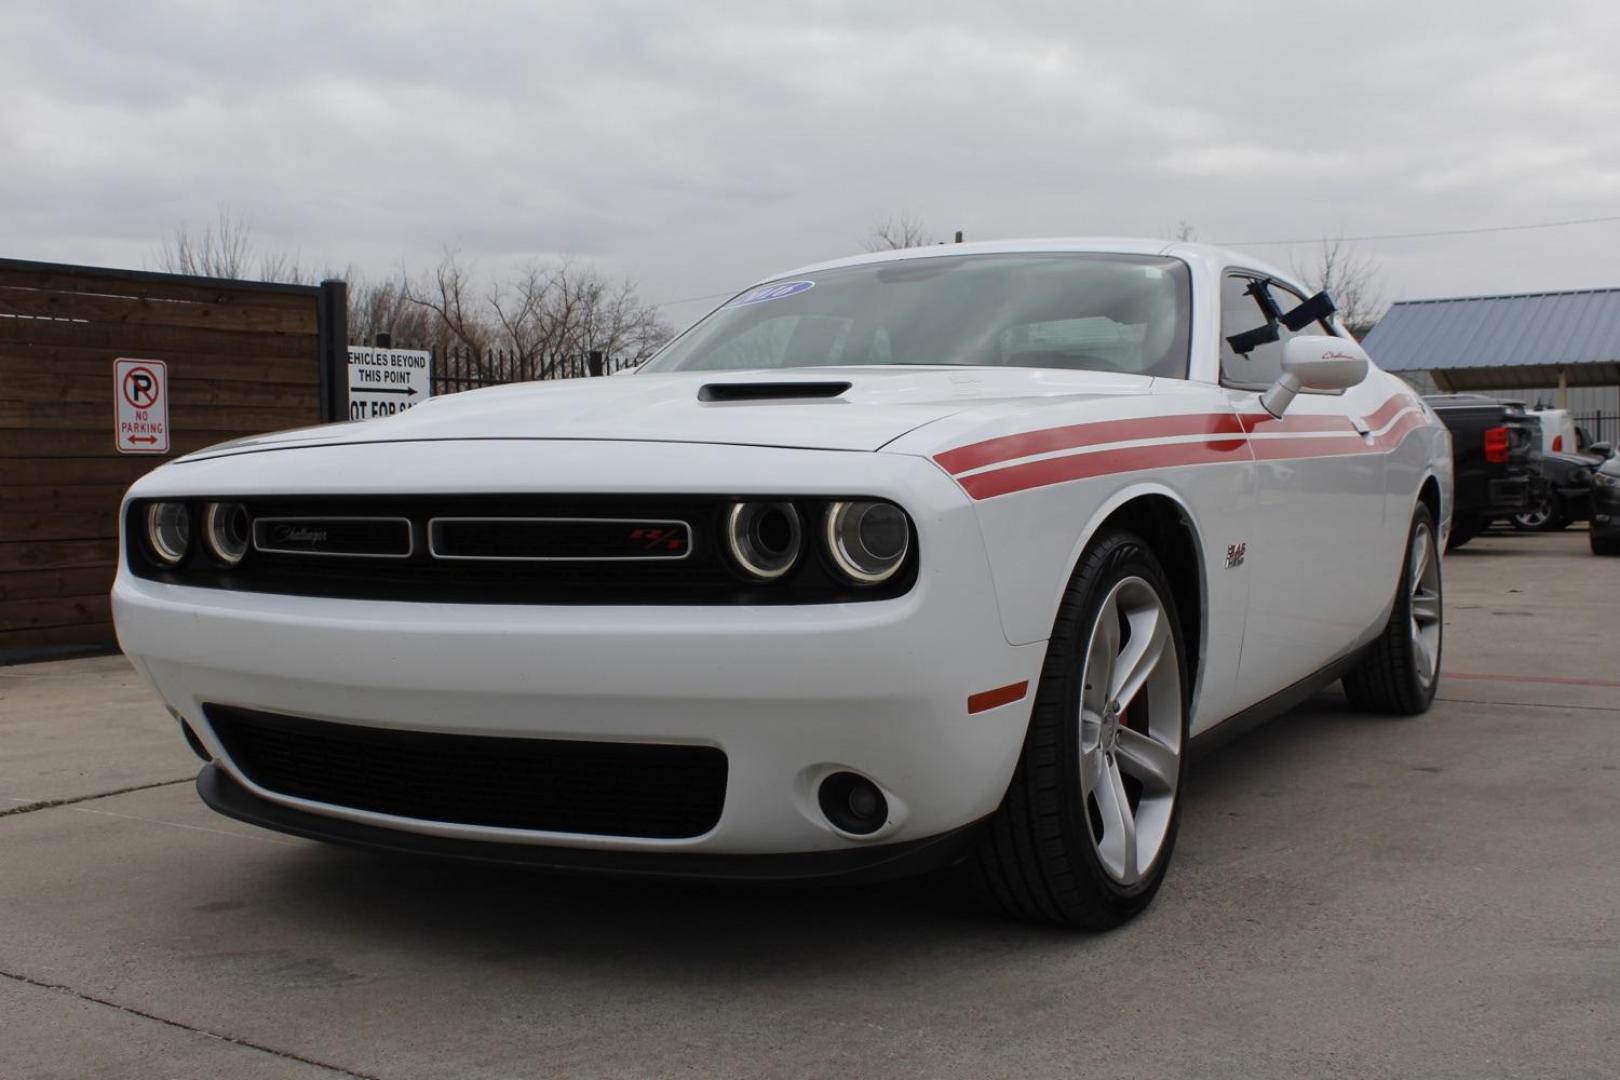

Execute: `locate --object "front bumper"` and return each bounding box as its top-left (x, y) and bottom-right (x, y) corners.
top-left (197, 764), bottom-right (983, 883)
top-left (114, 442), bottom-right (1045, 860)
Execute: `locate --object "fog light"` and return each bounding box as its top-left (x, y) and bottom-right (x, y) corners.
top-left (818, 771), bottom-right (889, 836)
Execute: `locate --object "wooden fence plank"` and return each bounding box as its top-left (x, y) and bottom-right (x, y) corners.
top-left (0, 317), bottom-right (316, 357)
top-left (0, 566), bottom-right (114, 603)
top-left (4, 370), bottom-right (317, 410)
top-left (0, 538), bottom-right (119, 572)
top-left (0, 621), bottom-right (115, 653)
top-left (0, 399), bottom-right (310, 432)
top-left (0, 593), bottom-right (111, 633)
top-left (0, 286), bottom-right (317, 335)
top-left (0, 267), bottom-right (318, 310)
top-left (1, 349), bottom-right (319, 386)
top-left (0, 485), bottom-right (130, 514)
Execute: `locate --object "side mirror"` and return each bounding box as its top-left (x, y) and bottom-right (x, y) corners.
top-left (1590, 441), bottom-right (1614, 458)
top-left (1260, 335), bottom-right (1370, 418)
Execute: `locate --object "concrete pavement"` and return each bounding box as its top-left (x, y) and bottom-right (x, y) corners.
top-left (2, 528), bottom-right (1616, 1079)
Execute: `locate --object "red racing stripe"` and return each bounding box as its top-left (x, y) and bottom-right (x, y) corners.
top-left (934, 412), bottom-right (1246, 476)
top-left (937, 394), bottom-right (1426, 500)
top-left (960, 438), bottom-right (1250, 500)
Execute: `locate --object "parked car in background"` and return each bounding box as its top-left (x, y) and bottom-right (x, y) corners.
top-left (112, 239), bottom-right (1453, 929)
top-left (1424, 395), bottom-right (1541, 548)
top-left (1591, 454), bottom-right (1620, 556)
top-left (1512, 449), bottom-right (1599, 531)
top-left (1527, 407), bottom-right (1579, 454)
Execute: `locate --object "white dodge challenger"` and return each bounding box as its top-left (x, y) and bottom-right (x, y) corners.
top-left (113, 240), bottom-right (1451, 927)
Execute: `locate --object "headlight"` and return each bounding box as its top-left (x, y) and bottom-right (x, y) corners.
top-left (1596, 471), bottom-right (1620, 489)
top-left (725, 501), bottom-right (802, 580)
top-left (144, 502), bottom-right (191, 565)
top-left (823, 500), bottom-right (910, 584)
top-left (203, 502), bottom-right (250, 565)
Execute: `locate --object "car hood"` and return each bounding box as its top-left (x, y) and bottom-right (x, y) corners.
top-left (179, 367), bottom-right (1157, 460)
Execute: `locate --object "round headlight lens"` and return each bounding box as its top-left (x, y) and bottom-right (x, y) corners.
top-left (824, 501), bottom-right (910, 584)
top-left (144, 502), bottom-right (191, 565)
top-left (203, 502), bottom-right (250, 565)
top-left (726, 501), bottom-right (802, 580)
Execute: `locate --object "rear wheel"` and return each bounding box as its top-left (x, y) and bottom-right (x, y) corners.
top-left (969, 529), bottom-right (1188, 929)
top-left (1343, 503), bottom-right (1442, 715)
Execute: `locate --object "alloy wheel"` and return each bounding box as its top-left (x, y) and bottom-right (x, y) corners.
top-left (1078, 577), bottom-right (1182, 886)
top-left (1408, 523), bottom-right (1443, 688)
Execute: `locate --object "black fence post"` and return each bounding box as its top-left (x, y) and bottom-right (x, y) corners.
top-left (316, 279), bottom-right (348, 423)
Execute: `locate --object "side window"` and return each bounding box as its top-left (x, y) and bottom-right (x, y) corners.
top-left (1218, 275), bottom-right (1335, 391)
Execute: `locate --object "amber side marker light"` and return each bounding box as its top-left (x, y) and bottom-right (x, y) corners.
top-left (967, 680), bottom-right (1030, 714)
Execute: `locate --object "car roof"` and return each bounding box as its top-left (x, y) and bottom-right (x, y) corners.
top-left (755, 238), bottom-right (1297, 290)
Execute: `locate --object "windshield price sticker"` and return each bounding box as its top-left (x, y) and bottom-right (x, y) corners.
top-left (114, 358), bottom-right (170, 454)
top-left (726, 280), bottom-right (815, 307)
top-left (347, 347), bottom-right (432, 419)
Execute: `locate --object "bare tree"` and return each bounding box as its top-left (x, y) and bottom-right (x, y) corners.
top-left (863, 214), bottom-right (934, 252)
top-left (403, 251), bottom-right (492, 356)
top-left (1172, 220), bottom-right (1199, 242)
top-left (488, 258), bottom-right (671, 378)
top-left (158, 206), bottom-right (319, 283)
top-left (1294, 237), bottom-right (1384, 338)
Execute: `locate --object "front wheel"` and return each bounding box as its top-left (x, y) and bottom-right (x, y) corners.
top-left (1343, 503), bottom-right (1442, 715)
top-left (1512, 494), bottom-right (1567, 531)
top-left (969, 529), bottom-right (1188, 929)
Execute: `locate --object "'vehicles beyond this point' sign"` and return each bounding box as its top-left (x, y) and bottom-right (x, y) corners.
top-left (347, 347), bottom-right (432, 420)
top-left (115, 358), bottom-right (169, 454)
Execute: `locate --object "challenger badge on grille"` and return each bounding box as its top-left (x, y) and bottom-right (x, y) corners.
top-left (253, 517), bottom-right (414, 558)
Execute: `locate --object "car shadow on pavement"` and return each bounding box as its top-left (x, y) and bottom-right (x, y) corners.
top-left (235, 689), bottom-right (1379, 973)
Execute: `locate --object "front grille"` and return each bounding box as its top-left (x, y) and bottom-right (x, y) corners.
top-left (205, 704), bottom-right (728, 839)
top-left (126, 494), bottom-right (918, 604)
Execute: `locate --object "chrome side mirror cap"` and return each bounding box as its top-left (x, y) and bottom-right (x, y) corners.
top-left (1260, 335), bottom-right (1371, 418)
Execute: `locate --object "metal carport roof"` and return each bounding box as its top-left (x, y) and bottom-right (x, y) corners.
top-left (1361, 287), bottom-right (1620, 390)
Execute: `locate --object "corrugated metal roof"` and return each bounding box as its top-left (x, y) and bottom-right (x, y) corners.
top-left (1362, 287), bottom-right (1620, 373)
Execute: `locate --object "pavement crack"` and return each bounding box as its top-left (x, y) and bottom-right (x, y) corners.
top-left (0, 777), bottom-right (195, 819)
top-left (0, 969), bottom-right (385, 1079)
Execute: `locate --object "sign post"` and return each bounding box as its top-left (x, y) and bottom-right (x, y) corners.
top-left (345, 346), bottom-right (432, 420)
top-left (114, 358), bottom-right (170, 454)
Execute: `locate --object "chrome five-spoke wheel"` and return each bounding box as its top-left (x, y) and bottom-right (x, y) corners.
top-left (971, 528), bottom-right (1189, 928)
top-left (1408, 522), bottom-right (1442, 690)
top-left (1079, 577), bottom-right (1183, 886)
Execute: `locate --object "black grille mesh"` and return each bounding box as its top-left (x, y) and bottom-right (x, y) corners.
top-left (206, 705), bottom-right (727, 839)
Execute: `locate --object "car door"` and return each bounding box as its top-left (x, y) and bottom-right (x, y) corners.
top-left (1219, 271), bottom-right (1390, 702)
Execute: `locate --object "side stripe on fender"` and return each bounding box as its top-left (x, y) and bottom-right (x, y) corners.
top-left (936, 394), bottom-right (1425, 501)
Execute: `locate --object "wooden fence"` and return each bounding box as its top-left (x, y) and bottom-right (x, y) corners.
top-left (0, 258), bottom-right (341, 659)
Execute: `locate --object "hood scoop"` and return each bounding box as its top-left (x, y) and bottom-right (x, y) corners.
top-left (698, 380), bottom-right (852, 403)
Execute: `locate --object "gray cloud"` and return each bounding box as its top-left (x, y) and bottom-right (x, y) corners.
top-left (4, 1), bottom-right (1618, 327)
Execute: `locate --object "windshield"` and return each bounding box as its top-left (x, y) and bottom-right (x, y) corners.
top-left (642, 253), bottom-right (1191, 378)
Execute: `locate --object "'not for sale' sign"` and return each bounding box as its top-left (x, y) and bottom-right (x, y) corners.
top-left (347, 347), bottom-right (432, 419)
top-left (115, 358), bottom-right (169, 454)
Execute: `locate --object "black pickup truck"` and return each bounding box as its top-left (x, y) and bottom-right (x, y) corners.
top-left (1423, 395), bottom-right (1543, 549)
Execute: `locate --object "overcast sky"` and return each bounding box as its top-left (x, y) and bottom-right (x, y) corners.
top-left (4, 1), bottom-right (1618, 328)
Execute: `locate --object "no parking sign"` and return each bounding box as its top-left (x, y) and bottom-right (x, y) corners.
top-left (114, 358), bottom-right (169, 454)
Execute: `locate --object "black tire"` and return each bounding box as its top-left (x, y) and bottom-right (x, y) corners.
top-left (1343, 503), bottom-right (1442, 715)
top-left (1512, 495), bottom-right (1568, 532)
top-left (1593, 531), bottom-right (1620, 556)
top-left (1446, 512), bottom-right (1480, 551)
top-left (969, 529), bottom-right (1189, 929)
